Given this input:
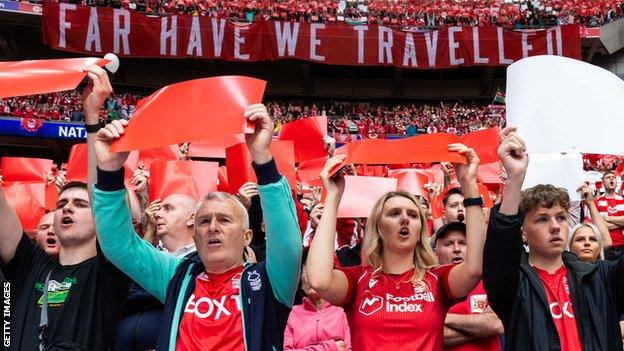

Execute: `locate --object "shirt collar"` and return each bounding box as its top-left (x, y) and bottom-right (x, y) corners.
top-left (166, 242), bottom-right (197, 258)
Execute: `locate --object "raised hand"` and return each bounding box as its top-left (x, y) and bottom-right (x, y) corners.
top-left (310, 203), bottom-right (324, 229)
top-left (578, 184), bottom-right (595, 206)
top-left (132, 169), bottom-right (148, 192)
top-left (82, 65), bottom-right (113, 124)
top-left (93, 119), bottom-right (130, 172)
top-left (54, 171), bottom-right (67, 192)
top-left (319, 154), bottom-right (347, 199)
top-left (448, 143), bottom-right (480, 197)
top-left (144, 199), bottom-right (161, 227)
top-left (497, 126), bottom-right (528, 180)
top-left (244, 104), bottom-right (274, 165)
top-left (237, 182), bottom-right (259, 209)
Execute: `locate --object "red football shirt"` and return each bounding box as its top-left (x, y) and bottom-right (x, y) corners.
top-left (534, 265), bottom-right (582, 351)
top-left (594, 195), bottom-right (624, 247)
top-left (175, 266), bottom-right (245, 351)
top-left (445, 280), bottom-right (500, 351)
top-left (338, 265), bottom-right (458, 351)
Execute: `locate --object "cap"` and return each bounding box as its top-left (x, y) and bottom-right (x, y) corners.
top-left (430, 221), bottom-right (466, 249)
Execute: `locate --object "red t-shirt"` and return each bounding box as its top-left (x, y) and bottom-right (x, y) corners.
top-left (445, 281), bottom-right (500, 351)
top-left (338, 265), bottom-right (458, 351)
top-left (534, 265), bottom-right (582, 351)
top-left (175, 266), bottom-right (245, 351)
top-left (594, 195), bottom-right (624, 247)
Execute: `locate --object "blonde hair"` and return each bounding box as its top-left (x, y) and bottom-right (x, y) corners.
top-left (567, 223), bottom-right (605, 261)
top-left (362, 191), bottom-right (438, 283)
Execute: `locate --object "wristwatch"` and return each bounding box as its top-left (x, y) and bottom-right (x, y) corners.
top-left (85, 122), bottom-right (103, 134)
top-left (463, 197), bottom-right (484, 207)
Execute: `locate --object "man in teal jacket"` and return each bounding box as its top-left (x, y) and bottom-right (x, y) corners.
top-left (91, 101), bottom-right (302, 350)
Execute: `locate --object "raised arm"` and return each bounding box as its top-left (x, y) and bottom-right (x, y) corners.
top-left (82, 65), bottom-right (111, 188)
top-left (482, 126), bottom-right (528, 326)
top-left (446, 144), bottom-right (486, 299)
top-left (245, 103), bottom-right (303, 307)
top-left (91, 116), bottom-right (181, 302)
top-left (0, 187), bottom-right (24, 264)
top-left (306, 156), bottom-right (351, 305)
top-left (580, 184), bottom-right (612, 250)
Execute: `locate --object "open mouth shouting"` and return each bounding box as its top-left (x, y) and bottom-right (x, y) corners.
top-left (398, 227), bottom-right (410, 238)
top-left (60, 215), bottom-right (74, 228)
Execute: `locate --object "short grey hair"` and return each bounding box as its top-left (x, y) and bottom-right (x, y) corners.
top-left (195, 192), bottom-right (249, 229)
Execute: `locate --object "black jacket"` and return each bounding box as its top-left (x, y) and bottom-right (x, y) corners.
top-left (483, 205), bottom-right (624, 351)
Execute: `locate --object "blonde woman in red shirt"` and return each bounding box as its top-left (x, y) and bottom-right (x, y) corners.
top-left (307, 144), bottom-right (487, 351)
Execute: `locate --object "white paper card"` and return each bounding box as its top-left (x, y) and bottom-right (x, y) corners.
top-left (523, 152), bottom-right (584, 201)
top-left (506, 55), bottom-right (624, 155)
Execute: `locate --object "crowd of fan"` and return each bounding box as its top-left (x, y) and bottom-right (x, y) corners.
top-left (343, 0), bottom-right (624, 27)
top-left (35, 0), bottom-right (623, 27)
top-left (4, 64), bottom-right (624, 351)
top-left (268, 100), bottom-right (506, 136)
top-left (0, 91), bottom-right (142, 123)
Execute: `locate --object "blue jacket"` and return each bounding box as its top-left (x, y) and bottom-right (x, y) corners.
top-left (92, 160), bottom-right (302, 351)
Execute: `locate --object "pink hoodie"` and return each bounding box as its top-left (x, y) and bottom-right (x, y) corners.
top-left (284, 297), bottom-right (352, 351)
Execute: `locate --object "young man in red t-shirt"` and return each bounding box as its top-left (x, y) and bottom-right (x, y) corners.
top-left (594, 171), bottom-right (624, 260)
top-left (433, 222), bottom-right (502, 351)
top-left (484, 127), bottom-right (624, 350)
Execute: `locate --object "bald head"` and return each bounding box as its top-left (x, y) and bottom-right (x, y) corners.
top-left (154, 193), bottom-right (198, 240)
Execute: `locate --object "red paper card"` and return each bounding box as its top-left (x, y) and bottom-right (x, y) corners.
top-left (217, 166), bottom-right (229, 192)
top-left (137, 145), bottom-right (180, 171)
top-left (225, 141), bottom-right (296, 194)
top-left (477, 161), bottom-right (504, 185)
top-left (1, 157), bottom-right (53, 183)
top-left (388, 169), bottom-right (429, 197)
top-left (148, 160), bottom-right (219, 200)
top-left (2, 182), bottom-right (46, 231)
top-left (188, 134), bottom-right (245, 159)
top-left (337, 176), bottom-right (398, 218)
top-left (296, 156), bottom-right (328, 187)
top-left (66, 143), bottom-right (141, 183)
top-left (66, 144), bottom-right (88, 182)
top-left (331, 128), bottom-right (500, 176)
top-left (110, 76), bottom-right (266, 152)
top-left (278, 116), bottom-right (328, 162)
top-left (45, 183), bottom-right (58, 211)
top-left (0, 57), bottom-right (108, 98)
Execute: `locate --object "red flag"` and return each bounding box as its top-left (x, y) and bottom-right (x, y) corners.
top-left (110, 76), bottom-right (266, 152)
top-left (0, 57), bottom-right (108, 98)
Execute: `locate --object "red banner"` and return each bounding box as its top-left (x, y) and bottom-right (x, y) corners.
top-left (42, 3), bottom-right (581, 69)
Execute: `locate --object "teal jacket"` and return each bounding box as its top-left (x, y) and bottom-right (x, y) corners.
top-left (92, 166), bottom-right (302, 350)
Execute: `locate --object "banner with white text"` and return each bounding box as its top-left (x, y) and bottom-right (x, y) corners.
top-left (42, 2), bottom-right (581, 69)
